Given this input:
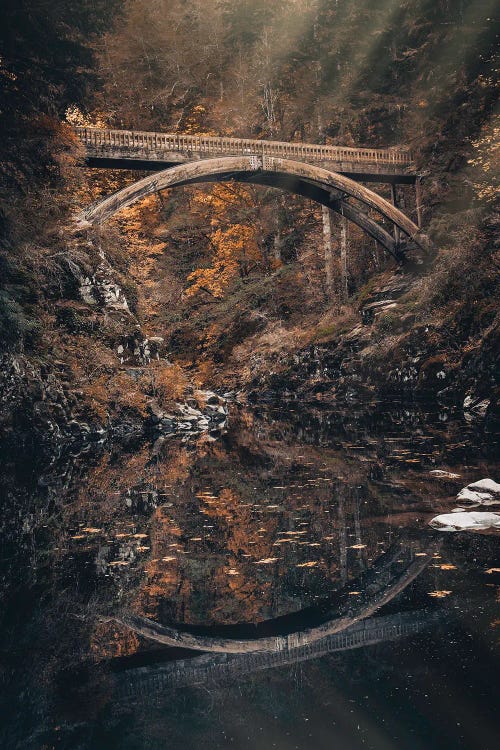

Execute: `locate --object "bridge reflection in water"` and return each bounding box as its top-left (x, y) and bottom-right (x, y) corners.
top-left (108, 538), bottom-right (441, 699)
top-left (115, 610), bottom-right (440, 697)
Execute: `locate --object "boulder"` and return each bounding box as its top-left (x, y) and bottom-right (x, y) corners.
top-left (429, 511), bottom-right (500, 532)
top-left (456, 478), bottom-right (500, 506)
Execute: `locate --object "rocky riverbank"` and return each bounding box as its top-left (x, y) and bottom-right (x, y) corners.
top-left (239, 271), bottom-right (498, 430)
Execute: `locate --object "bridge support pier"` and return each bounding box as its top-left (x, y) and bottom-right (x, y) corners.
top-left (322, 206), bottom-right (335, 299)
top-left (322, 207), bottom-right (349, 303)
top-left (390, 184), bottom-right (401, 245)
top-left (415, 177), bottom-right (423, 228)
top-left (340, 214), bottom-right (349, 302)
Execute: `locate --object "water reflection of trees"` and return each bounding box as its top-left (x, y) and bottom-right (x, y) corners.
top-left (1, 401), bottom-right (494, 748)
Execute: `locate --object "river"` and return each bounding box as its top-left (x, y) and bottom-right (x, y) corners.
top-left (0, 398), bottom-right (498, 749)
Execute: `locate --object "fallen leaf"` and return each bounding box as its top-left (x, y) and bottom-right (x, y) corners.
top-left (427, 590), bottom-right (452, 598)
top-left (254, 557), bottom-right (278, 564)
top-left (296, 561), bottom-right (318, 568)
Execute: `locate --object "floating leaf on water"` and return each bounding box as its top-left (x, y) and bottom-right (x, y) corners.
top-left (427, 590), bottom-right (452, 598)
top-left (109, 560), bottom-right (129, 567)
top-left (485, 567), bottom-right (500, 574)
top-left (190, 537), bottom-right (203, 541)
top-left (82, 528), bottom-right (101, 534)
top-left (227, 569), bottom-right (239, 576)
top-left (136, 546), bottom-right (150, 552)
top-left (350, 544), bottom-right (367, 549)
top-left (161, 556), bottom-right (177, 562)
top-left (133, 533), bottom-right (148, 539)
top-left (296, 561), bottom-right (318, 568)
top-left (348, 591), bottom-right (361, 596)
top-left (439, 564), bottom-right (457, 570)
top-left (71, 535), bottom-right (85, 540)
top-left (254, 557), bottom-right (278, 564)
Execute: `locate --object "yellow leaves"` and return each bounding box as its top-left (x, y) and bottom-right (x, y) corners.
top-left (83, 371), bottom-right (149, 420)
top-left (65, 105), bottom-right (107, 129)
top-left (296, 561), bottom-right (318, 568)
top-left (140, 361), bottom-right (188, 407)
top-left (427, 590), bottom-right (452, 598)
top-left (468, 113), bottom-right (499, 203)
top-left (184, 184), bottom-right (263, 300)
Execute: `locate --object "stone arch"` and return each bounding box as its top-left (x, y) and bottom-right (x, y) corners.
top-left (79, 156), bottom-right (429, 257)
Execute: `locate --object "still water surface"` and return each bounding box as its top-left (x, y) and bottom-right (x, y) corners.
top-left (1, 400), bottom-right (498, 749)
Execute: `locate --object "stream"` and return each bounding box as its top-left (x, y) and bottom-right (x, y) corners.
top-left (0, 398), bottom-right (498, 749)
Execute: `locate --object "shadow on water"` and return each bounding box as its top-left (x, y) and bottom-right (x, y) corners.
top-left (0, 399), bottom-right (498, 749)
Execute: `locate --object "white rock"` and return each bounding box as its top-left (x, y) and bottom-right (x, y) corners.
top-left (467, 478), bottom-right (500, 494)
top-left (429, 511), bottom-right (500, 532)
top-left (456, 488), bottom-right (495, 505)
top-left (456, 478), bottom-right (500, 506)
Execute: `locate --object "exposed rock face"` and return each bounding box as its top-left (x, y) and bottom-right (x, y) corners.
top-left (148, 390), bottom-right (229, 440)
top-left (0, 353), bottom-right (97, 446)
top-left (245, 273), bottom-right (498, 423)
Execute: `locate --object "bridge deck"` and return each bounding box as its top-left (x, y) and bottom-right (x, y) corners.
top-left (75, 127), bottom-right (416, 183)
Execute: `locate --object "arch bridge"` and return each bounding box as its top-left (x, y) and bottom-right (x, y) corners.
top-left (75, 127), bottom-right (426, 260)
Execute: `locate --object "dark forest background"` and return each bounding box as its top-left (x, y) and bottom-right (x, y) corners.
top-left (0, 0), bottom-right (498, 423)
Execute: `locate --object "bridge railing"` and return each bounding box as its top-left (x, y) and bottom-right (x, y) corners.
top-left (75, 127), bottom-right (413, 166)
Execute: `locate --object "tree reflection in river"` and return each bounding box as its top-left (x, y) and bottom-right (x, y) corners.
top-left (0, 400), bottom-right (498, 749)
